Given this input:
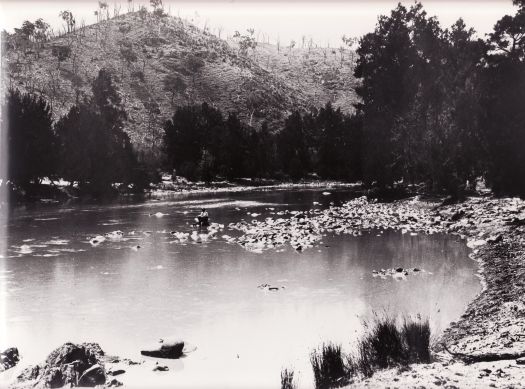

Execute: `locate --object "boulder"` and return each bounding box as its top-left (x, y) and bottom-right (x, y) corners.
top-left (15, 342), bottom-right (105, 388)
top-left (78, 364), bottom-right (105, 386)
top-left (140, 338), bottom-right (186, 359)
top-left (107, 378), bottom-right (124, 387)
top-left (0, 347), bottom-right (20, 372)
top-left (107, 368), bottom-right (125, 376)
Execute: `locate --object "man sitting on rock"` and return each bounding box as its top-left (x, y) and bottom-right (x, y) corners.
top-left (197, 208), bottom-right (209, 227)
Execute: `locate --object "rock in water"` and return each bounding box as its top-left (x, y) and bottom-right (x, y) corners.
top-left (0, 347), bottom-right (19, 372)
top-left (14, 342), bottom-right (105, 388)
top-left (140, 338), bottom-right (186, 359)
top-left (152, 364), bottom-right (169, 371)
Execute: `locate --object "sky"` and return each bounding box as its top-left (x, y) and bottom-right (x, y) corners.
top-left (0, 0), bottom-right (518, 46)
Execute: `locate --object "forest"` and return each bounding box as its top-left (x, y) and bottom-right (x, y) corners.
top-left (2, 0), bottom-right (525, 197)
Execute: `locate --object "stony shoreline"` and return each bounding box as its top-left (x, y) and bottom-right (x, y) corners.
top-left (226, 194), bottom-right (525, 387)
top-left (342, 196), bottom-right (525, 388)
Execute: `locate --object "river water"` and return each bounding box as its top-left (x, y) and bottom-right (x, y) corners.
top-left (1, 189), bottom-right (480, 388)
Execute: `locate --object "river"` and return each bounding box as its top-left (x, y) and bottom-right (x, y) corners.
top-left (1, 188), bottom-right (481, 388)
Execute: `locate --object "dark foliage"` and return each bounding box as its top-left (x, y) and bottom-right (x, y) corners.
top-left (163, 102), bottom-right (277, 181)
top-left (55, 69), bottom-right (151, 195)
top-left (356, 315), bottom-right (431, 377)
top-left (163, 102), bottom-right (363, 182)
top-left (2, 89), bottom-right (57, 189)
top-left (356, 316), bottom-right (407, 376)
top-left (402, 317), bottom-right (431, 364)
top-left (280, 368), bottom-right (296, 389)
top-left (310, 343), bottom-right (350, 389)
top-left (354, 1), bottom-right (525, 197)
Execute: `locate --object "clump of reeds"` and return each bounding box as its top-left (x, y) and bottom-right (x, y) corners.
top-left (402, 316), bottom-right (431, 363)
top-left (307, 314), bottom-right (432, 387)
top-left (310, 343), bottom-right (350, 389)
top-left (280, 368), bottom-right (297, 389)
top-left (355, 314), bottom-right (431, 377)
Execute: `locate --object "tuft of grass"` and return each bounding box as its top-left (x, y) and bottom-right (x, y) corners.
top-left (402, 316), bottom-right (431, 364)
top-left (357, 316), bottom-right (407, 376)
top-left (310, 343), bottom-right (349, 389)
top-left (355, 314), bottom-right (431, 377)
top-left (280, 368), bottom-right (297, 389)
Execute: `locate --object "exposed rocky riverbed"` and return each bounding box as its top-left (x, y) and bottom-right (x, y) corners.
top-left (3, 194), bottom-right (525, 388)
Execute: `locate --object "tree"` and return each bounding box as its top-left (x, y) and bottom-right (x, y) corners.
top-left (245, 90), bottom-right (265, 126)
top-left (150, 0), bottom-right (165, 17)
top-left (163, 74), bottom-right (187, 103)
top-left (355, 3), bottom-right (419, 187)
top-left (489, 8), bottom-right (525, 59)
top-left (51, 44), bottom-right (71, 69)
top-left (20, 21), bottom-right (35, 43)
top-left (184, 54), bottom-right (205, 85)
top-left (234, 29), bottom-right (257, 57)
top-left (34, 18), bottom-right (50, 53)
top-left (277, 111), bottom-right (311, 179)
top-left (119, 42), bottom-right (137, 69)
top-left (59, 10), bottom-right (75, 34)
top-left (98, 2), bottom-right (109, 21)
top-left (3, 89), bottom-right (57, 188)
top-left (56, 69), bottom-right (140, 194)
top-left (138, 6), bottom-right (148, 22)
top-left (480, 6), bottom-right (525, 195)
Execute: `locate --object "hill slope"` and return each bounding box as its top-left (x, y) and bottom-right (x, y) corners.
top-left (2, 11), bottom-right (359, 149)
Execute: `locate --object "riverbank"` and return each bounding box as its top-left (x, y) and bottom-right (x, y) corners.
top-left (339, 196), bottom-right (525, 388)
top-left (3, 175), bottom-right (364, 205)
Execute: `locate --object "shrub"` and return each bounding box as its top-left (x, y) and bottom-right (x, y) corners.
top-left (310, 343), bottom-right (349, 388)
top-left (355, 315), bottom-right (431, 377)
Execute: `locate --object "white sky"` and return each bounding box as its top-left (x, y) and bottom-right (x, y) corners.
top-left (0, 1), bottom-right (518, 45)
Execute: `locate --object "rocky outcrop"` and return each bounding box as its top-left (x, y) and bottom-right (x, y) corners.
top-left (1, 347), bottom-right (20, 372)
top-left (13, 342), bottom-right (105, 388)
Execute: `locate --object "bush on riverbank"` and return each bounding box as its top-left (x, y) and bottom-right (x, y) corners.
top-left (310, 343), bottom-right (351, 388)
top-left (356, 316), bottom-right (408, 377)
top-left (309, 315), bottom-right (431, 387)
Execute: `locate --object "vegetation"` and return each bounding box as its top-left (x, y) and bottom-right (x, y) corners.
top-left (3, 1), bottom-right (525, 198)
top-left (2, 69), bottom-right (153, 197)
top-left (308, 315), bottom-right (431, 388)
top-left (280, 368), bottom-right (296, 389)
top-left (354, 1), bottom-right (525, 197)
top-left (2, 89), bottom-right (57, 190)
top-left (310, 343), bottom-right (350, 389)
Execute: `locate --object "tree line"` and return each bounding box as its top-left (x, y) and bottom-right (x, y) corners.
top-left (3, 69), bottom-right (153, 196)
top-left (3, 1), bottom-right (525, 198)
top-left (165, 0), bottom-right (525, 196)
top-left (162, 101), bottom-right (362, 182)
top-left (354, 0), bottom-right (525, 197)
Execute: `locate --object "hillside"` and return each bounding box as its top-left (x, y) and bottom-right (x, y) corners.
top-left (1, 10), bottom-right (359, 150)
